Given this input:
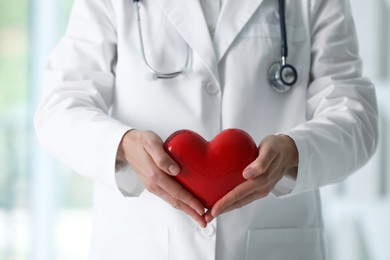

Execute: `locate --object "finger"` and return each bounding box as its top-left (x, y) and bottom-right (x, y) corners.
top-left (144, 136), bottom-right (180, 176)
top-left (141, 144), bottom-right (205, 216)
top-left (243, 140), bottom-right (279, 179)
top-left (218, 190), bottom-right (267, 215)
top-left (165, 179), bottom-right (206, 216)
top-left (210, 180), bottom-right (258, 218)
top-left (151, 185), bottom-right (207, 228)
top-left (221, 166), bottom-right (286, 216)
top-left (220, 169), bottom-right (286, 216)
top-left (153, 171), bottom-right (205, 216)
top-left (205, 211), bottom-right (214, 223)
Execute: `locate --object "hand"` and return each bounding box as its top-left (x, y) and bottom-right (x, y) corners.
top-left (118, 130), bottom-right (207, 227)
top-left (205, 135), bottom-right (298, 222)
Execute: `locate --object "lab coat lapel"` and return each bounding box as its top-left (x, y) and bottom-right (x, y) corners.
top-left (214, 0), bottom-right (265, 62)
top-left (156, 0), bottom-right (220, 82)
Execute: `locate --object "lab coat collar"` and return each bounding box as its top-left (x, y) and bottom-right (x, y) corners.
top-left (156, 0), bottom-right (220, 83)
top-left (156, 0), bottom-right (265, 81)
top-left (214, 0), bottom-right (265, 62)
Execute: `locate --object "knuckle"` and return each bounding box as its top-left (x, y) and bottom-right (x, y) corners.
top-left (264, 188), bottom-right (272, 197)
top-left (143, 130), bottom-right (157, 140)
top-left (263, 146), bottom-right (277, 158)
top-left (254, 177), bottom-right (263, 186)
top-left (254, 177), bottom-right (271, 196)
top-left (145, 182), bottom-right (158, 194)
top-left (187, 196), bottom-right (198, 206)
top-left (144, 181), bottom-right (153, 191)
top-left (269, 142), bottom-right (279, 155)
top-left (262, 178), bottom-right (271, 189)
top-left (171, 190), bottom-right (183, 201)
top-left (232, 190), bottom-right (243, 202)
top-left (144, 130), bottom-right (154, 136)
top-left (263, 137), bottom-right (278, 152)
top-left (149, 170), bottom-right (161, 182)
top-left (144, 138), bottom-right (158, 151)
top-left (255, 190), bottom-right (267, 199)
top-left (234, 202), bottom-right (244, 210)
top-left (263, 183), bottom-right (272, 195)
top-left (171, 200), bottom-right (181, 210)
top-left (157, 154), bottom-right (171, 168)
top-left (252, 161), bottom-right (266, 173)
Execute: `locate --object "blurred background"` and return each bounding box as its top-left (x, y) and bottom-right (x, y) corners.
top-left (0, 0), bottom-right (389, 259)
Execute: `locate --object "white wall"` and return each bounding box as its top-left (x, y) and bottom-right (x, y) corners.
top-left (350, 0), bottom-right (390, 79)
top-left (321, 1), bottom-right (390, 259)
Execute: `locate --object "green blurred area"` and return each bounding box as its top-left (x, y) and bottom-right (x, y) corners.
top-left (0, 0), bottom-right (93, 209)
top-left (0, 0), bottom-right (28, 107)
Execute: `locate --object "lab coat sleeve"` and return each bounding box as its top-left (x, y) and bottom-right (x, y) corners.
top-left (34, 0), bottom-right (143, 196)
top-left (273, 0), bottom-right (379, 197)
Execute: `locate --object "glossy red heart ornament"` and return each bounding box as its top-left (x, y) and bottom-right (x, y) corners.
top-left (164, 129), bottom-right (258, 209)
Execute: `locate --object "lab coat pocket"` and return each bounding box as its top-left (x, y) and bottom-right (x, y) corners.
top-left (245, 228), bottom-right (324, 260)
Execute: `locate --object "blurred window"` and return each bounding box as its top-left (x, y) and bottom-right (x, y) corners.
top-left (0, 0), bottom-right (93, 259)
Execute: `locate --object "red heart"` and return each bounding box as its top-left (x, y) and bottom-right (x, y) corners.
top-left (164, 129), bottom-right (258, 209)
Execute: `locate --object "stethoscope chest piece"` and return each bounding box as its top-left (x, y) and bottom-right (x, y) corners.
top-left (268, 62), bottom-right (298, 93)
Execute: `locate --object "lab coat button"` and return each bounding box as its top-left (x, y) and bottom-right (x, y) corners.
top-left (206, 82), bottom-right (219, 95)
top-left (201, 224), bottom-right (216, 237)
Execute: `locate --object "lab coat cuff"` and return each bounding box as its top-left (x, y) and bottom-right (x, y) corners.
top-left (271, 175), bottom-right (296, 197)
top-left (112, 127), bottom-right (145, 197)
top-left (106, 125), bottom-right (135, 193)
top-left (115, 164), bottom-right (145, 197)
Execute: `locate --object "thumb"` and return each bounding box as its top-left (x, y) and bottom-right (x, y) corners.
top-left (243, 137), bottom-right (278, 179)
top-left (144, 137), bottom-right (180, 176)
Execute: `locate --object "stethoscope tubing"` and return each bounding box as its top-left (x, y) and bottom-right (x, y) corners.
top-left (279, 0), bottom-right (288, 63)
top-left (134, 0), bottom-right (192, 79)
top-left (133, 0), bottom-right (297, 90)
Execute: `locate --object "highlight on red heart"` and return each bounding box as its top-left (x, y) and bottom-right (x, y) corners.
top-left (164, 129), bottom-right (258, 209)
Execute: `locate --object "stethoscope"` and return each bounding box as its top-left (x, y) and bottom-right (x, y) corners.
top-left (133, 0), bottom-right (298, 93)
top-left (133, 0), bottom-right (192, 80)
top-left (267, 0), bottom-right (298, 92)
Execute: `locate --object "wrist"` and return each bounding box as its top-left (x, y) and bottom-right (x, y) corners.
top-left (116, 129), bottom-right (137, 168)
top-left (278, 134), bottom-right (299, 169)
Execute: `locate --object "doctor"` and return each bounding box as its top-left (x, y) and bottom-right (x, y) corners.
top-left (35, 0), bottom-right (378, 259)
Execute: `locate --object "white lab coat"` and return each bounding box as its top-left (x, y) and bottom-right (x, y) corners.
top-left (35, 0), bottom-right (378, 259)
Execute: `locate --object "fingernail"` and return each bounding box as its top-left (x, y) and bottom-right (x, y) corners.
top-left (168, 164), bottom-right (179, 175)
top-left (196, 208), bottom-right (205, 216)
top-left (243, 169), bottom-right (255, 179)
